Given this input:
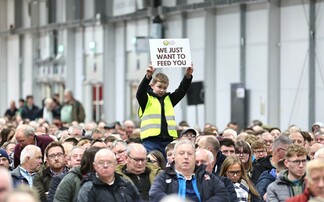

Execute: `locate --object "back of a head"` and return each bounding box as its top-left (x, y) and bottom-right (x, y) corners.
top-left (203, 135), bottom-right (220, 152)
top-left (314, 147), bottom-right (324, 159)
top-left (80, 146), bottom-right (101, 175)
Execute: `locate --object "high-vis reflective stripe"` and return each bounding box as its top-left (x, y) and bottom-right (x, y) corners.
top-left (139, 94), bottom-right (177, 139)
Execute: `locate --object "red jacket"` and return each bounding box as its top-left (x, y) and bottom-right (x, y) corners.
top-left (286, 188), bottom-right (311, 202)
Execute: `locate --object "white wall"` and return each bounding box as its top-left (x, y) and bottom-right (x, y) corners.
top-left (215, 6), bottom-right (241, 130)
top-left (280, 0), bottom-right (309, 130)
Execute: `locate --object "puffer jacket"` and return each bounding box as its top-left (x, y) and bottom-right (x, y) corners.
top-left (266, 170), bottom-right (305, 202)
top-left (256, 168), bottom-right (276, 200)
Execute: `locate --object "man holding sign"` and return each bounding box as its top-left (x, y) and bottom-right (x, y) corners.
top-left (136, 39), bottom-right (193, 157)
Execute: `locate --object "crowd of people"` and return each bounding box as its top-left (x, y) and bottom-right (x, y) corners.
top-left (1, 64), bottom-right (324, 202)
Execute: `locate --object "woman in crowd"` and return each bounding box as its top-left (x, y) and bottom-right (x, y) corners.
top-left (220, 155), bottom-right (261, 202)
top-left (147, 150), bottom-right (166, 170)
top-left (235, 140), bottom-right (253, 176)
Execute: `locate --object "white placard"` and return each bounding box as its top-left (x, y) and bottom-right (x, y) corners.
top-left (149, 38), bottom-right (191, 68)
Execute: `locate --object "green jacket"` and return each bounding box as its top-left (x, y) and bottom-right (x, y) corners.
top-left (53, 166), bottom-right (83, 202)
top-left (33, 167), bottom-right (52, 202)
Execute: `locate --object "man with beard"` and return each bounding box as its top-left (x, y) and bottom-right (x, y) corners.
top-left (33, 142), bottom-right (68, 202)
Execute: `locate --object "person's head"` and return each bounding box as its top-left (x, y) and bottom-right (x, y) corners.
top-left (0, 167), bottom-right (12, 202)
top-left (25, 95), bottom-right (34, 107)
top-left (251, 140), bottom-right (267, 160)
top-left (272, 135), bottom-right (293, 163)
top-left (1, 142), bottom-right (15, 156)
top-left (219, 155), bottom-right (259, 197)
top-left (151, 73), bottom-right (169, 97)
top-left (91, 139), bottom-right (107, 148)
top-left (261, 132), bottom-right (274, 155)
top-left (63, 137), bottom-right (79, 146)
top-left (235, 141), bottom-right (252, 172)
top-left (197, 135), bottom-right (220, 156)
top-left (289, 132), bottom-right (305, 146)
top-left (126, 143), bottom-right (147, 175)
top-left (0, 149), bottom-right (10, 170)
top-left (76, 139), bottom-right (91, 150)
top-left (269, 127), bottom-right (281, 139)
top-left (63, 89), bottom-right (74, 103)
top-left (314, 148), bottom-right (324, 160)
top-left (68, 126), bottom-right (83, 139)
top-left (0, 129), bottom-right (15, 145)
top-left (165, 142), bottom-right (176, 164)
top-left (227, 121), bottom-right (239, 132)
top-left (80, 147), bottom-right (101, 175)
top-left (220, 138), bottom-right (235, 157)
top-left (20, 145), bottom-right (42, 173)
top-left (111, 140), bottom-right (127, 165)
top-left (195, 148), bottom-right (214, 173)
top-left (67, 146), bottom-right (85, 168)
top-left (18, 98), bottom-right (25, 108)
top-left (284, 144), bottom-right (307, 180)
top-left (222, 128), bottom-right (237, 142)
top-left (174, 140), bottom-right (196, 174)
top-left (305, 159), bottom-right (324, 198)
top-left (147, 150), bottom-right (166, 170)
top-left (45, 142), bottom-right (65, 172)
top-left (93, 149), bottom-right (116, 182)
top-left (179, 128), bottom-right (197, 143)
top-left (315, 132), bottom-right (324, 144)
top-left (309, 143), bottom-right (324, 160)
top-left (14, 125), bottom-right (35, 148)
top-left (5, 184), bottom-right (40, 202)
top-left (91, 129), bottom-right (103, 140)
top-left (123, 120), bottom-right (135, 137)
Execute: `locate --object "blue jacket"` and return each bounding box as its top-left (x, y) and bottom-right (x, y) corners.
top-left (256, 169), bottom-right (276, 201)
top-left (11, 166), bottom-right (29, 188)
top-left (149, 164), bottom-right (230, 202)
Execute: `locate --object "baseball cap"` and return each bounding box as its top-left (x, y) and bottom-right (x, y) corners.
top-left (180, 128), bottom-right (197, 138)
top-left (0, 149), bottom-right (9, 161)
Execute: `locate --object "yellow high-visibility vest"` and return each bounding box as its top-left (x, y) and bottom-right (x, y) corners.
top-left (139, 94), bottom-right (177, 139)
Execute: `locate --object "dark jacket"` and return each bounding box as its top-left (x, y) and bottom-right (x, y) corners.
top-left (213, 150), bottom-right (227, 176)
top-left (149, 164), bottom-right (230, 202)
top-left (136, 75), bottom-right (192, 140)
top-left (53, 166), bottom-right (84, 202)
top-left (47, 172), bottom-right (67, 202)
top-left (21, 105), bottom-right (39, 121)
top-left (33, 167), bottom-right (52, 202)
top-left (77, 173), bottom-right (142, 202)
top-left (251, 155), bottom-right (274, 185)
top-left (4, 107), bottom-right (18, 120)
top-left (115, 163), bottom-right (162, 201)
top-left (285, 188), bottom-right (310, 202)
top-left (14, 135), bottom-right (54, 168)
top-left (218, 175), bottom-right (238, 202)
top-left (11, 166), bottom-right (29, 188)
top-left (256, 169), bottom-right (276, 200)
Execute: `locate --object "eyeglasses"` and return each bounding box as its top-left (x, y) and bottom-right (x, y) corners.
top-left (128, 155), bottom-right (147, 163)
top-left (254, 150), bottom-right (267, 154)
top-left (181, 134), bottom-right (196, 138)
top-left (114, 149), bottom-right (126, 156)
top-left (147, 158), bottom-right (157, 163)
top-left (227, 170), bottom-right (242, 176)
top-left (96, 160), bottom-right (115, 167)
top-left (236, 153), bottom-right (249, 156)
top-left (48, 152), bottom-right (64, 159)
top-left (288, 159), bottom-right (307, 165)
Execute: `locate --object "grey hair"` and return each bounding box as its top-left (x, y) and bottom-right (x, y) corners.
top-left (272, 135), bottom-right (293, 151)
top-left (94, 148), bottom-right (116, 162)
top-left (110, 140), bottom-right (127, 150)
top-left (64, 89), bottom-right (73, 97)
top-left (223, 128), bottom-right (238, 139)
top-left (20, 145), bottom-right (41, 164)
top-left (16, 125), bottom-right (35, 138)
top-left (196, 148), bottom-right (214, 164)
top-left (126, 143), bottom-right (146, 156)
top-left (68, 125), bottom-right (82, 135)
top-left (174, 139), bottom-right (195, 154)
top-left (314, 147), bottom-right (324, 159)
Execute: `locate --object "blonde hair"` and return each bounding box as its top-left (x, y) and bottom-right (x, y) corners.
top-left (306, 159), bottom-right (324, 180)
top-left (220, 155), bottom-right (259, 197)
